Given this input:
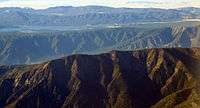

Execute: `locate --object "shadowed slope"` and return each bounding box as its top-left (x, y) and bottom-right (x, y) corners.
top-left (0, 48), bottom-right (200, 108)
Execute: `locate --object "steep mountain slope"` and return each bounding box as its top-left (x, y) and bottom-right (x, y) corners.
top-left (0, 24), bottom-right (200, 64)
top-left (0, 48), bottom-right (199, 108)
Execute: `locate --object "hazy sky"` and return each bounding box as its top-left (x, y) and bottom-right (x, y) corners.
top-left (0, 0), bottom-right (200, 9)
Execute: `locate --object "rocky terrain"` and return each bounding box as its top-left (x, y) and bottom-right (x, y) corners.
top-left (0, 48), bottom-right (199, 108)
top-left (0, 24), bottom-right (200, 64)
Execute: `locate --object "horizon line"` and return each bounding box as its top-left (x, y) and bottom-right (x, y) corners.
top-left (0, 5), bottom-right (199, 10)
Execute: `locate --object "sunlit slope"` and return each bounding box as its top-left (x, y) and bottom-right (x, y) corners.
top-left (0, 48), bottom-right (200, 108)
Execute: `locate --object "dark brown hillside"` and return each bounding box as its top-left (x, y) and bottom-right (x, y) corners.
top-left (0, 48), bottom-right (200, 108)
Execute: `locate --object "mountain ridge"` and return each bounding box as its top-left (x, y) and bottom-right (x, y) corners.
top-left (0, 48), bottom-right (200, 108)
top-left (0, 24), bottom-right (199, 64)
top-left (0, 6), bottom-right (200, 27)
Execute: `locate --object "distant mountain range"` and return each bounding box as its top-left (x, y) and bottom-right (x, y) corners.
top-left (0, 6), bottom-right (200, 65)
top-left (0, 48), bottom-right (199, 108)
top-left (0, 6), bottom-right (200, 27)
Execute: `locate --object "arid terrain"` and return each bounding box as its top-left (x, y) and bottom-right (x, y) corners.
top-left (0, 48), bottom-right (200, 108)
